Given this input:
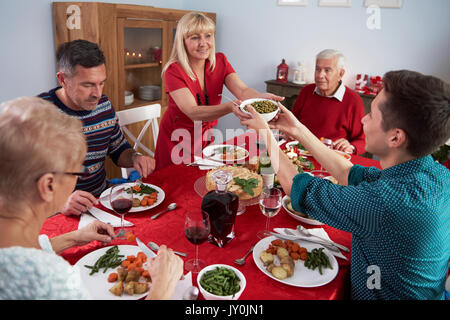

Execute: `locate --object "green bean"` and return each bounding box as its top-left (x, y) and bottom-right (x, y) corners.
top-left (304, 248), bottom-right (332, 275)
top-left (84, 246), bottom-right (125, 275)
top-left (200, 267), bottom-right (241, 296)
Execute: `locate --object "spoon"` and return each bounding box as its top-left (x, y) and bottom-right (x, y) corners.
top-left (150, 202), bottom-right (177, 220)
top-left (182, 286), bottom-right (199, 300)
top-left (234, 245), bottom-right (255, 266)
top-left (147, 241), bottom-right (188, 257)
top-left (218, 93), bottom-right (240, 106)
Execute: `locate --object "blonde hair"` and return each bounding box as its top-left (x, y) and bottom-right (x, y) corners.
top-left (0, 97), bottom-right (86, 208)
top-left (162, 12), bottom-right (216, 80)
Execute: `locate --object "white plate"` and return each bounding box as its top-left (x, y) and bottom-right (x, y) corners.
top-left (239, 98), bottom-right (279, 122)
top-left (74, 245), bottom-right (153, 300)
top-left (285, 140), bottom-right (312, 156)
top-left (202, 144), bottom-right (249, 164)
top-left (252, 236), bottom-right (338, 287)
top-left (99, 182), bottom-right (165, 213)
top-left (282, 195), bottom-right (324, 226)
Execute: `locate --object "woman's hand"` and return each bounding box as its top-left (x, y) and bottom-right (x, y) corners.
top-left (50, 220), bottom-right (115, 254)
top-left (73, 220), bottom-right (115, 246)
top-left (240, 104), bottom-right (270, 132)
top-left (268, 103), bottom-right (302, 139)
top-left (257, 92), bottom-right (284, 103)
top-left (146, 245), bottom-right (184, 300)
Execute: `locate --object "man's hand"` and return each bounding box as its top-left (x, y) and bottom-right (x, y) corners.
top-left (332, 138), bottom-right (355, 154)
top-left (133, 154), bottom-right (156, 178)
top-left (61, 190), bottom-right (98, 216)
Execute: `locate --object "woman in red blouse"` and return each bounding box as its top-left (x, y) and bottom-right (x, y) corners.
top-left (155, 12), bottom-right (282, 171)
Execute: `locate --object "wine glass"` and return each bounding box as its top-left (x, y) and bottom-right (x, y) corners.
top-left (184, 209), bottom-right (211, 273)
top-left (257, 188), bottom-right (282, 239)
top-left (315, 137), bottom-right (333, 177)
top-left (110, 184), bottom-right (134, 239)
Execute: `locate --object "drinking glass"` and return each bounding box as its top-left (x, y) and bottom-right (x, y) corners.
top-left (110, 184), bottom-right (134, 239)
top-left (184, 209), bottom-right (211, 273)
top-left (257, 188), bottom-right (282, 239)
top-left (316, 137), bottom-right (333, 177)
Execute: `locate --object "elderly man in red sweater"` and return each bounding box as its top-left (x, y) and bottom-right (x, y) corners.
top-left (292, 49), bottom-right (366, 155)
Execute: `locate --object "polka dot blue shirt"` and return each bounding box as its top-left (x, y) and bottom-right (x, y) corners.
top-left (290, 155), bottom-right (450, 300)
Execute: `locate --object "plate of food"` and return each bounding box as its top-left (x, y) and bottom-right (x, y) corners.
top-left (74, 245), bottom-right (153, 300)
top-left (99, 182), bottom-right (165, 213)
top-left (253, 236), bottom-right (338, 287)
top-left (202, 144), bottom-right (249, 164)
top-left (240, 98), bottom-right (280, 122)
top-left (282, 195), bottom-right (323, 225)
top-left (285, 140), bottom-right (312, 157)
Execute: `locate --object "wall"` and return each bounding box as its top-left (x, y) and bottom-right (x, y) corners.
top-left (181, 0), bottom-right (450, 137)
top-left (0, 0), bottom-right (182, 102)
top-left (0, 0), bottom-right (449, 137)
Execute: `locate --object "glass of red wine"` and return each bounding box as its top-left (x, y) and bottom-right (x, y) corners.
top-left (257, 188), bottom-right (282, 239)
top-left (184, 209), bottom-right (210, 273)
top-left (110, 184), bottom-right (134, 240)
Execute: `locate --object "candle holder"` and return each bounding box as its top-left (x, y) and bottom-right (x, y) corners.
top-left (276, 59), bottom-right (289, 83)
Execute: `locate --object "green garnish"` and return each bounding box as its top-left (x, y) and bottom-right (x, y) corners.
top-left (233, 177), bottom-right (259, 196)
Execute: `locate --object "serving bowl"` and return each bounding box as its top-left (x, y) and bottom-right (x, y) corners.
top-left (197, 264), bottom-right (246, 300)
top-left (240, 98), bottom-right (280, 122)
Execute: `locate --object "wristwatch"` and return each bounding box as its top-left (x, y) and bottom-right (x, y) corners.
top-left (131, 151), bottom-right (143, 162)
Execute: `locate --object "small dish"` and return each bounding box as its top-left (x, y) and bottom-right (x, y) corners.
top-left (240, 98), bottom-right (279, 122)
top-left (197, 264), bottom-right (246, 300)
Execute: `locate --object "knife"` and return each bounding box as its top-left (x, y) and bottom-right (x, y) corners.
top-left (135, 237), bottom-right (156, 259)
top-left (269, 232), bottom-right (343, 254)
top-left (97, 186), bottom-right (125, 203)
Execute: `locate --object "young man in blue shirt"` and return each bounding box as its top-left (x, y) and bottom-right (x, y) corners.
top-left (242, 70), bottom-right (449, 299)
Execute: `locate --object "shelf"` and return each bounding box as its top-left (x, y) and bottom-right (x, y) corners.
top-left (121, 98), bottom-right (162, 109)
top-left (125, 62), bottom-right (161, 69)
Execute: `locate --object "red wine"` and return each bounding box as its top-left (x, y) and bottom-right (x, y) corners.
top-left (185, 226), bottom-right (209, 245)
top-left (201, 190), bottom-right (238, 247)
top-left (111, 198), bottom-right (132, 214)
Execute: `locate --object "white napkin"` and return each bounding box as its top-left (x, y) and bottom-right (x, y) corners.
top-left (193, 156), bottom-right (222, 170)
top-left (170, 272), bottom-right (193, 300)
top-left (78, 206), bottom-right (134, 230)
top-left (273, 227), bottom-right (347, 260)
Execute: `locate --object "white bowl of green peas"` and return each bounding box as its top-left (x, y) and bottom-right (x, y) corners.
top-left (197, 264), bottom-right (246, 300)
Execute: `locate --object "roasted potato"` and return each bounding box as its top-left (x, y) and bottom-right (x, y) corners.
top-left (109, 281), bottom-right (124, 296)
top-left (271, 266), bottom-right (288, 280)
top-left (280, 256), bottom-right (295, 277)
top-left (277, 247), bottom-right (289, 259)
top-left (117, 267), bottom-right (128, 282)
top-left (124, 281), bottom-right (136, 295)
top-left (134, 282), bottom-right (149, 294)
top-left (260, 250), bottom-right (274, 266)
top-left (125, 269), bottom-right (140, 283)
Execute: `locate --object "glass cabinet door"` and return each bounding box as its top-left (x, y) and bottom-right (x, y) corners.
top-left (118, 19), bottom-right (166, 109)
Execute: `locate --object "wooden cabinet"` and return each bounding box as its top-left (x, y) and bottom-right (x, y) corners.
top-left (52, 2), bottom-right (215, 178)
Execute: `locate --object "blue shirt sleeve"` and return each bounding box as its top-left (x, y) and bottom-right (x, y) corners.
top-left (290, 169), bottom-right (385, 237)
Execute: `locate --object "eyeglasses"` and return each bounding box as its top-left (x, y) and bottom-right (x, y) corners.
top-left (52, 166), bottom-right (90, 177)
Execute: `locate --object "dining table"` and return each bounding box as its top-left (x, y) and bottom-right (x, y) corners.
top-left (40, 131), bottom-right (381, 300)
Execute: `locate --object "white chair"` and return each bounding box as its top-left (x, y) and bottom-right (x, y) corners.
top-left (117, 103), bottom-right (161, 179)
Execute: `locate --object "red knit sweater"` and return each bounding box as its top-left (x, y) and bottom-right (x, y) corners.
top-left (292, 84), bottom-right (366, 155)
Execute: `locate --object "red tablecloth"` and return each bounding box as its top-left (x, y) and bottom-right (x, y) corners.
top-left (40, 134), bottom-right (381, 300)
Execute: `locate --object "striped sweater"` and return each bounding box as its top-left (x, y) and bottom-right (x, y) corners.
top-left (38, 87), bottom-right (131, 197)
